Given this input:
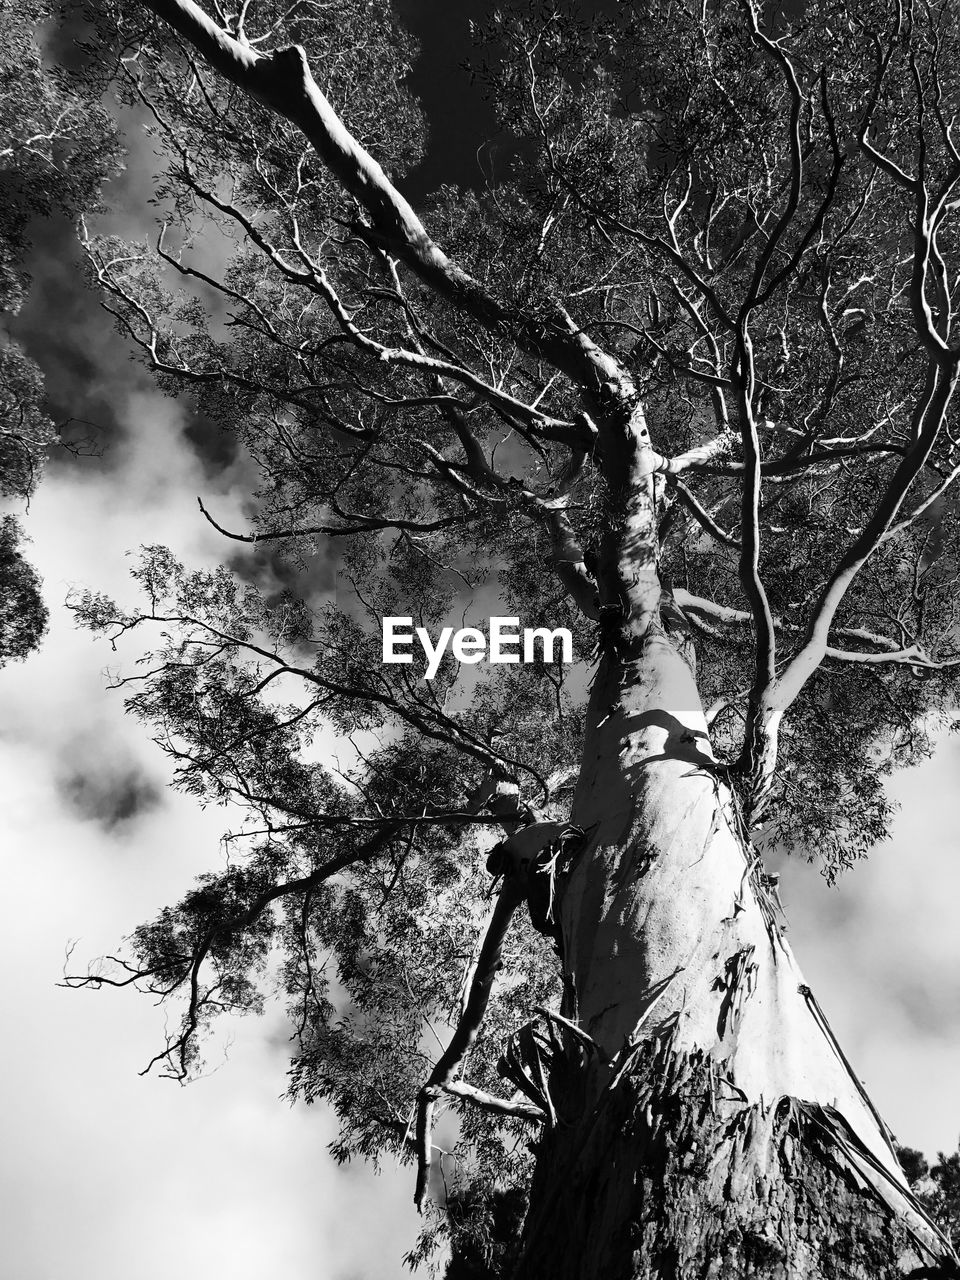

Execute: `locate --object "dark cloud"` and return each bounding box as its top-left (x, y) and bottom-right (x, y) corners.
top-left (8, 97), bottom-right (245, 485)
top-left (228, 539), bottom-right (336, 606)
top-left (393, 0), bottom-right (629, 199)
top-left (11, 213), bottom-right (242, 483)
top-left (9, 211), bottom-right (141, 458)
top-left (184, 411), bottom-right (240, 476)
top-left (58, 756), bottom-right (162, 831)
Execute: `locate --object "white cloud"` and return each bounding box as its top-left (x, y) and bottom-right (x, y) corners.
top-left (0, 736), bottom-right (420, 1280)
top-left (775, 737), bottom-right (960, 1156)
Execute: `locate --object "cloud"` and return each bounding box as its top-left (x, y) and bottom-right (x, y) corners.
top-left (184, 410), bottom-right (241, 476)
top-left (0, 741), bottom-right (420, 1280)
top-left (9, 210), bottom-right (149, 455)
top-left (58, 748), bottom-right (162, 831)
top-left (9, 93), bottom-right (247, 484)
top-left (774, 735), bottom-right (960, 1156)
top-left (228, 538), bottom-right (337, 607)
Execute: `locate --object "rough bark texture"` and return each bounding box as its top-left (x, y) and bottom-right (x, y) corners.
top-left (516, 1046), bottom-right (946, 1280)
top-left (503, 627), bottom-right (957, 1280)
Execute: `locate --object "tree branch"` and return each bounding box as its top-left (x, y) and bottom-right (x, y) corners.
top-left (437, 1079), bottom-right (544, 1122)
top-left (414, 879), bottom-right (524, 1210)
top-left (674, 587), bottom-right (956, 668)
top-left (774, 365), bottom-right (959, 709)
top-left (137, 0), bottom-right (626, 390)
top-left (63, 823), bottom-right (401, 1080)
top-left (196, 496), bottom-right (473, 541)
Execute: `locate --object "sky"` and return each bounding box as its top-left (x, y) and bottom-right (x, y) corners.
top-left (2, 7), bottom-right (960, 1280)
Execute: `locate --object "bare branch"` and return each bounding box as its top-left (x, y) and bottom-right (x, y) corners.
top-left (668, 478), bottom-right (741, 551)
top-left (196, 496), bottom-right (473, 541)
top-left (673, 587), bottom-right (953, 667)
top-left (437, 1079), bottom-right (544, 1122)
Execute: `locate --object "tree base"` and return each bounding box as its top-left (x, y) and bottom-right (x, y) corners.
top-left (506, 1034), bottom-right (958, 1280)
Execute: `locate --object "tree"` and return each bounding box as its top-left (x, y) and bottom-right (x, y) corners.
top-left (902, 1141), bottom-right (960, 1253)
top-left (0, 513), bottom-right (46, 663)
top-left (63, 1), bottom-right (960, 1275)
top-left (0, 0), bottom-right (119, 662)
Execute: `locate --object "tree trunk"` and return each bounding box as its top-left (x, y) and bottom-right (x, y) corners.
top-left (509, 626), bottom-right (956, 1280)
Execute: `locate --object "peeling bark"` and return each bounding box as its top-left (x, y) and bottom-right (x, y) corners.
top-left (516, 1041), bottom-right (953, 1280)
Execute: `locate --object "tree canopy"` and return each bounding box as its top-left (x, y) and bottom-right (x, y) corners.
top-left (902, 1143), bottom-right (960, 1254)
top-left (53, 0), bottom-right (960, 1271)
top-left (0, 0), bottom-right (119, 664)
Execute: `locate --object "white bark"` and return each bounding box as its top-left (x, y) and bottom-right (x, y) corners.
top-left (544, 630), bottom-right (949, 1273)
